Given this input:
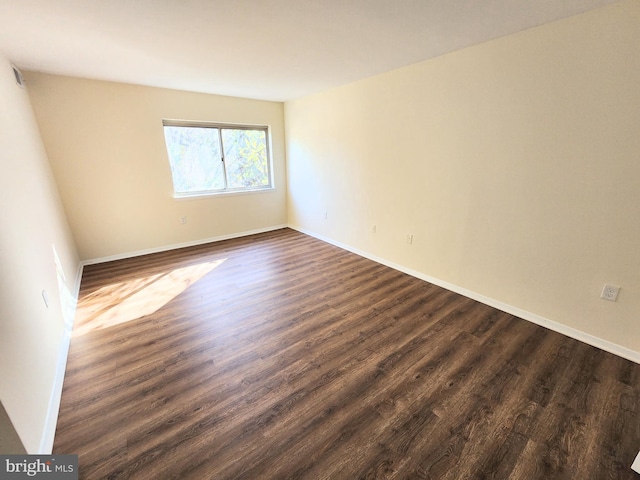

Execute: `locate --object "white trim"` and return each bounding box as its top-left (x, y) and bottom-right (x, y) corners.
top-left (172, 186), bottom-right (275, 200)
top-left (38, 225), bottom-right (287, 452)
top-left (38, 261), bottom-right (84, 454)
top-left (290, 225), bottom-right (640, 365)
top-left (632, 450), bottom-right (640, 473)
top-left (34, 225), bottom-right (640, 453)
top-left (83, 225), bottom-right (288, 265)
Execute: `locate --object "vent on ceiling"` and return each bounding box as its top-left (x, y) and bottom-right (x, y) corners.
top-left (11, 64), bottom-right (24, 88)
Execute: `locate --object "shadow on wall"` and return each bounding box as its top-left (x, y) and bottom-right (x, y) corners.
top-left (0, 401), bottom-right (26, 454)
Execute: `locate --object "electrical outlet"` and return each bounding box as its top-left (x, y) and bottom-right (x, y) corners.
top-left (180, 216), bottom-right (187, 224)
top-left (371, 224), bottom-right (377, 234)
top-left (600, 284), bottom-right (620, 302)
top-left (406, 234), bottom-right (413, 244)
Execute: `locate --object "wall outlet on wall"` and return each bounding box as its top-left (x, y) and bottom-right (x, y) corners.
top-left (371, 224), bottom-right (377, 234)
top-left (600, 284), bottom-right (620, 302)
top-left (180, 216), bottom-right (187, 224)
top-left (406, 234), bottom-right (413, 244)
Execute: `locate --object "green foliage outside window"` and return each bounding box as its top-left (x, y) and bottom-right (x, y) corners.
top-left (163, 123), bottom-right (271, 195)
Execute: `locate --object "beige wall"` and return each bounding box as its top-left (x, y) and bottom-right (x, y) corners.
top-left (0, 53), bottom-right (80, 452)
top-left (285, 1), bottom-right (640, 355)
top-left (25, 74), bottom-right (287, 261)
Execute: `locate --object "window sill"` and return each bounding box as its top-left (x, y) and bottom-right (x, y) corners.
top-left (172, 187), bottom-right (275, 200)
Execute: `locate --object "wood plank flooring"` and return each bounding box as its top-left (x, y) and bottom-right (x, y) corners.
top-left (54, 228), bottom-right (640, 479)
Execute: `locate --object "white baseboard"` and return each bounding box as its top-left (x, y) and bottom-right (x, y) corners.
top-left (38, 261), bottom-right (84, 454)
top-left (83, 225), bottom-right (288, 266)
top-left (290, 225), bottom-right (640, 365)
top-left (36, 225), bottom-right (640, 455)
top-left (41, 225), bottom-right (288, 452)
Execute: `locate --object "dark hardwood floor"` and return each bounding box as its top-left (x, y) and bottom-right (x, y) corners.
top-left (54, 228), bottom-right (640, 479)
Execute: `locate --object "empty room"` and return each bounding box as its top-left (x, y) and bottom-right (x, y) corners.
top-left (0, 0), bottom-right (639, 478)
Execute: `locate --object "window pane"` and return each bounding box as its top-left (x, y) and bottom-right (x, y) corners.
top-left (221, 129), bottom-right (269, 189)
top-left (163, 126), bottom-right (224, 192)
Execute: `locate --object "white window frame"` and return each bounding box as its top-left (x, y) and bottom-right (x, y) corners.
top-left (162, 119), bottom-right (274, 198)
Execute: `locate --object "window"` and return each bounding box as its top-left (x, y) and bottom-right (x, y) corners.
top-left (162, 120), bottom-right (272, 197)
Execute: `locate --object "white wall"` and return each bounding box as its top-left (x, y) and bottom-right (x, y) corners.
top-left (285, 0), bottom-right (640, 357)
top-left (0, 53), bottom-right (80, 453)
top-left (25, 74), bottom-right (287, 262)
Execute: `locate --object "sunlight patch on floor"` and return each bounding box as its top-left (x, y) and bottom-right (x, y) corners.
top-left (73, 259), bottom-right (226, 336)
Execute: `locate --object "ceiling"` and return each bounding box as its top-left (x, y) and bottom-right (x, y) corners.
top-left (0, 0), bottom-right (621, 102)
